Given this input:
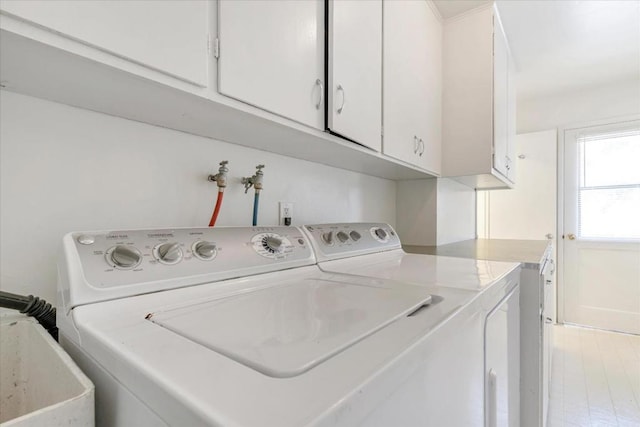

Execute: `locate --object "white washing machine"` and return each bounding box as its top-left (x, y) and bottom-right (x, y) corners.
top-left (303, 223), bottom-right (522, 427)
top-left (57, 226), bottom-right (481, 427)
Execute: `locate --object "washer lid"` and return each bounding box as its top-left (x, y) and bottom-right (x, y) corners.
top-left (149, 278), bottom-right (432, 378)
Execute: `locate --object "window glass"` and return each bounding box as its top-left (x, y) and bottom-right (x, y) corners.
top-left (581, 134), bottom-right (640, 187)
top-left (578, 132), bottom-right (640, 240)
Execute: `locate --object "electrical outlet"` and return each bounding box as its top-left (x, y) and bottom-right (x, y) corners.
top-left (279, 202), bottom-right (293, 226)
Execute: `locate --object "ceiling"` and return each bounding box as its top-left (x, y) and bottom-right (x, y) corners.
top-left (432, 0), bottom-right (490, 19)
top-left (434, 0), bottom-right (640, 101)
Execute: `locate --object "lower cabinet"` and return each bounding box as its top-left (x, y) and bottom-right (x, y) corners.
top-left (382, 0), bottom-right (442, 174)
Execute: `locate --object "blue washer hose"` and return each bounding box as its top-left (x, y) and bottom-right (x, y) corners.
top-left (252, 191), bottom-right (260, 226)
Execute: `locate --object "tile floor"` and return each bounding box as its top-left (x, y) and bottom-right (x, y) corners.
top-left (547, 325), bottom-right (640, 427)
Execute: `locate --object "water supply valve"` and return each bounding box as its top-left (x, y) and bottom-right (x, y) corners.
top-left (242, 164), bottom-right (265, 194)
top-left (208, 160), bottom-right (229, 189)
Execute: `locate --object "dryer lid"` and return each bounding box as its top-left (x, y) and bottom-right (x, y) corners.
top-left (149, 277), bottom-right (432, 378)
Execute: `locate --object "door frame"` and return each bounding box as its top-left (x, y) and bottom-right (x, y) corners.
top-left (556, 114), bottom-right (640, 324)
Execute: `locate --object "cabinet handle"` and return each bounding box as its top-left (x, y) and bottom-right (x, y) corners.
top-left (545, 317), bottom-right (553, 324)
top-left (315, 79), bottom-right (323, 110)
top-left (419, 138), bottom-right (424, 157)
top-left (413, 136), bottom-right (419, 154)
top-left (337, 84), bottom-right (345, 114)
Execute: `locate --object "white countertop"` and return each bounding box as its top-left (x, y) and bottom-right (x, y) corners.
top-left (404, 239), bottom-right (551, 266)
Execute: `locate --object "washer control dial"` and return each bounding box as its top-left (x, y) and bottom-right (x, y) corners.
top-left (349, 230), bottom-right (362, 241)
top-left (251, 233), bottom-right (292, 259)
top-left (153, 242), bottom-right (183, 265)
top-left (106, 245), bottom-right (142, 269)
top-left (370, 227), bottom-right (390, 243)
top-left (192, 241), bottom-right (217, 261)
top-left (336, 231), bottom-right (350, 243)
top-left (321, 231), bottom-right (334, 245)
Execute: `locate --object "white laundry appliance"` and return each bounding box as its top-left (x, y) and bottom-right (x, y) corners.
top-left (57, 226), bottom-right (483, 427)
top-left (303, 223), bottom-right (522, 427)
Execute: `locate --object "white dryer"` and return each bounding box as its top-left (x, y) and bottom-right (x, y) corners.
top-left (57, 226), bottom-right (480, 427)
top-left (303, 223), bottom-right (522, 427)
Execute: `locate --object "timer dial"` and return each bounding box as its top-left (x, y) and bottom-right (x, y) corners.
top-left (154, 242), bottom-right (183, 265)
top-left (106, 245), bottom-right (142, 270)
top-left (264, 236), bottom-right (283, 252)
top-left (251, 233), bottom-right (292, 259)
top-left (192, 241), bottom-right (217, 261)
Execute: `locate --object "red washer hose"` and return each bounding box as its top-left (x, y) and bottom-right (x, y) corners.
top-left (208, 190), bottom-right (224, 227)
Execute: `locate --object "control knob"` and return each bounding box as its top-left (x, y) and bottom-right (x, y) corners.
top-left (155, 242), bottom-right (183, 264)
top-left (193, 241), bottom-right (217, 260)
top-left (109, 245), bottom-right (142, 269)
top-left (375, 228), bottom-right (388, 240)
top-left (321, 231), bottom-right (334, 245)
top-left (263, 235), bottom-right (283, 253)
top-left (336, 231), bottom-right (349, 243)
top-left (349, 230), bottom-right (361, 241)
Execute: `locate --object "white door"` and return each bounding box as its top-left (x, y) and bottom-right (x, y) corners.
top-left (218, 0), bottom-right (324, 129)
top-left (562, 120), bottom-right (640, 334)
top-left (0, 0), bottom-right (209, 86)
top-left (328, 0), bottom-right (381, 151)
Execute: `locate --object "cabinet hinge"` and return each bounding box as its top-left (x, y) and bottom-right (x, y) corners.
top-left (381, 126), bottom-right (384, 137)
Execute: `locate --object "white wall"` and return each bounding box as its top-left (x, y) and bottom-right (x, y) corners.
top-left (0, 91), bottom-right (396, 302)
top-left (436, 178), bottom-right (476, 245)
top-left (395, 179), bottom-right (438, 245)
top-left (476, 129), bottom-right (557, 241)
top-left (395, 178), bottom-right (476, 246)
top-left (517, 78), bottom-right (640, 133)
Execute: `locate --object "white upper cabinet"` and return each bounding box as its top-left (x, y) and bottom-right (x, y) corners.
top-left (383, 0), bottom-right (442, 174)
top-left (217, 0), bottom-right (325, 130)
top-left (327, 0), bottom-right (382, 151)
top-left (442, 4), bottom-right (516, 189)
top-left (493, 18), bottom-right (510, 179)
top-left (0, 0), bottom-right (209, 86)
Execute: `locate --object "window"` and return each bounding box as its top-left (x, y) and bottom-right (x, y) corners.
top-left (578, 129), bottom-right (640, 240)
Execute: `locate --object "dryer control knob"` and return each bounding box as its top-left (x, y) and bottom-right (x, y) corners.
top-left (193, 241), bottom-right (217, 260)
top-left (321, 231), bottom-right (334, 245)
top-left (349, 230), bottom-right (361, 241)
top-left (156, 242), bottom-right (183, 264)
top-left (336, 231), bottom-right (349, 243)
top-left (110, 245), bottom-right (142, 269)
top-left (374, 228), bottom-right (388, 240)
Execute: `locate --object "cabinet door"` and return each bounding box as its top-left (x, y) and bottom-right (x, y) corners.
top-left (493, 13), bottom-right (510, 179)
top-left (506, 54), bottom-right (517, 182)
top-left (383, 0), bottom-right (441, 173)
top-left (415, 3), bottom-right (442, 174)
top-left (218, 0), bottom-right (324, 130)
top-left (328, 0), bottom-right (382, 151)
top-left (0, 0), bottom-right (209, 86)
